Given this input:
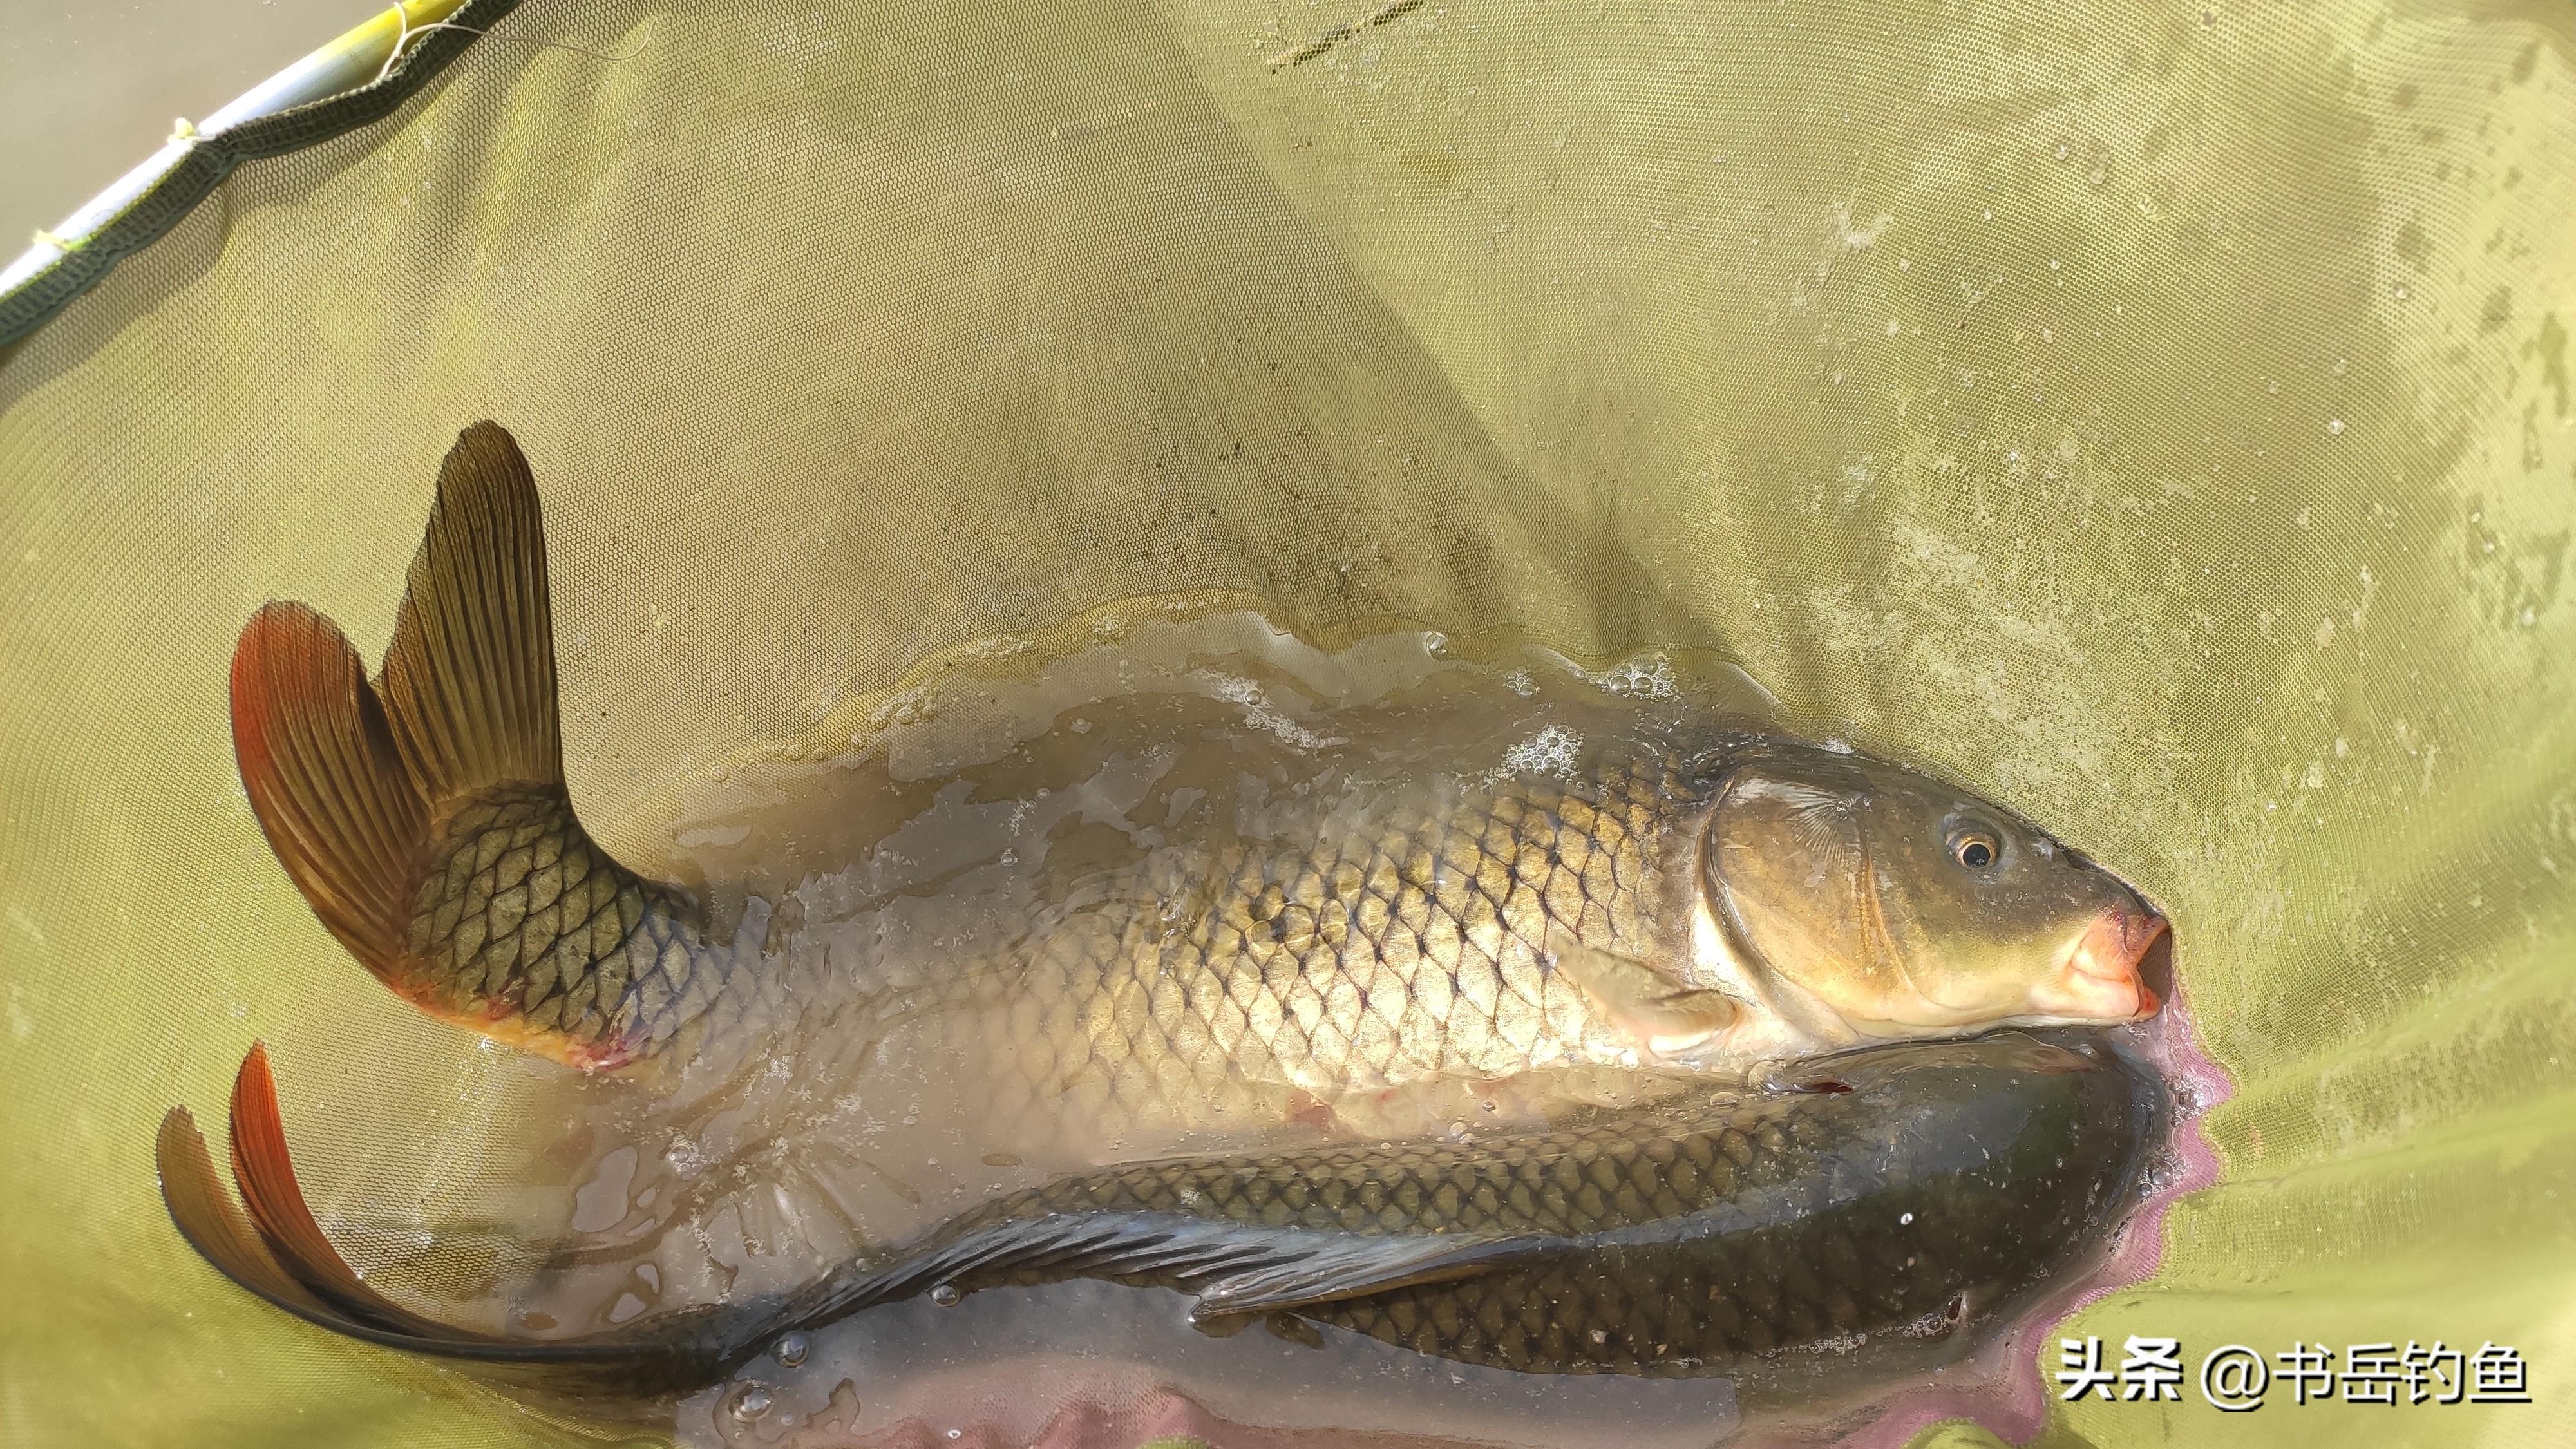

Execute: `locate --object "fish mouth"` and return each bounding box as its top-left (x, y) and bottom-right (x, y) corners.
top-left (2029, 907), bottom-right (2170, 1022)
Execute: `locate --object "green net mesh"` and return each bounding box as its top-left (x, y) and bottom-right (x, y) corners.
top-left (2, 0), bottom-right (2571, 1444)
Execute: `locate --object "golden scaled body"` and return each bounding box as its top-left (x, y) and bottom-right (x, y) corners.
top-left (225, 421), bottom-right (2166, 1155)
top-left (836, 732), bottom-right (1717, 1145)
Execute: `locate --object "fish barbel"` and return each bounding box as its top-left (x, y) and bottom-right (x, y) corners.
top-left (218, 422), bottom-right (2170, 1148)
top-left (158, 1030), bottom-right (2159, 1401)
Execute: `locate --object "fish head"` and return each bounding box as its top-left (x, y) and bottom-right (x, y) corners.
top-left (1700, 742), bottom-right (2168, 1039)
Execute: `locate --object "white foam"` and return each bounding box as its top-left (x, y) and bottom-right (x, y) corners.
top-left (1193, 672), bottom-right (1347, 750)
top-left (1499, 724), bottom-right (1582, 777)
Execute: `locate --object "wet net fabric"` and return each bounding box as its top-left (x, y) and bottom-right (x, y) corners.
top-left (3, 1), bottom-right (2572, 1444)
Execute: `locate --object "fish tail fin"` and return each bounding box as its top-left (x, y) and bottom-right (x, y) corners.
top-left (233, 423), bottom-right (730, 1068)
top-left (375, 420), bottom-right (566, 812)
top-left (230, 603), bottom-right (429, 979)
top-left (156, 1045), bottom-right (759, 1403)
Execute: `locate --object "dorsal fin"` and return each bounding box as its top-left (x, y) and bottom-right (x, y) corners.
top-left (229, 603), bottom-right (428, 976)
top-left (377, 421), bottom-right (564, 809)
top-left (788, 1208), bottom-right (1546, 1331)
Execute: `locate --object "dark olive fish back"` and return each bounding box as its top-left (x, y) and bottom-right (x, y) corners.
top-left (162, 1031), bottom-right (2157, 1403)
top-left (777, 1028), bottom-right (2158, 1380)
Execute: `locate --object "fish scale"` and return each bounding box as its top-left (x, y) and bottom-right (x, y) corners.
top-left (179, 420), bottom-right (2177, 1407)
top-left (225, 418), bottom-right (2168, 1102)
top-left (411, 787), bottom-right (762, 1059)
top-left (743, 1032), bottom-right (2154, 1385)
top-left (819, 742), bottom-right (1709, 1141)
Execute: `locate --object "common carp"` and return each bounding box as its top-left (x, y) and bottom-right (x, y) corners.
top-left (158, 1030), bottom-right (2159, 1402)
top-left (215, 422), bottom-right (2170, 1155)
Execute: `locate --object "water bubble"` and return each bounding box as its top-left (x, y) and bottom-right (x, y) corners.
top-left (2326, 419), bottom-right (2345, 436)
top-left (728, 1386), bottom-right (773, 1423)
top-left (930, 1283), bottom-right (963, 1307)
top-left (1480, 1099), bottom-right (1497, 1113)
top-left (1900, 1211), bottom-right (1916, 1225)
top-left (775, 1332), bottom-right (809, 1368)
top-left (947, 1430), bottom-right (963, 1441)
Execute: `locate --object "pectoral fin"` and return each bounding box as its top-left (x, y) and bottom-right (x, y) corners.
top-left (1191, 1233), bottom-right (1549, 1319)
top-left (793, 1210), bottom-right (1549, 1331)
top-left (1547, 930), bottom-right (1742, 1057)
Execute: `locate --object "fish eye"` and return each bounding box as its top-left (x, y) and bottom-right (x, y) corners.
top-left (1949, 828), bottom-right (2001, 870)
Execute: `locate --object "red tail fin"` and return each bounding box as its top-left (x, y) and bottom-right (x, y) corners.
top-left (158, 1045), bottom-right (500, 1343)
top-left (156, 1046), bottom-right (744, 1404)
top-left (227, 423), bottom-right (709, 1065)
top-left (229, 421), bottom-right (565, 985)
top-left (229, 606), bottom-right (426, 979)
top-left (376, 420), bottom-right (565, 808)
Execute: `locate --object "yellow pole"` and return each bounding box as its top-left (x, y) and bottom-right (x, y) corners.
top-left (1, 1), bottom-right (485, 334)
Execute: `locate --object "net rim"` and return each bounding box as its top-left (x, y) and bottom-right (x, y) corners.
top-left (0, 0), bottom-right (511, 352)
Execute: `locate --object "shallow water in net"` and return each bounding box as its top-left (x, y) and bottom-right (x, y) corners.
top-left (316, 598), bottom-right (2179, 1446)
